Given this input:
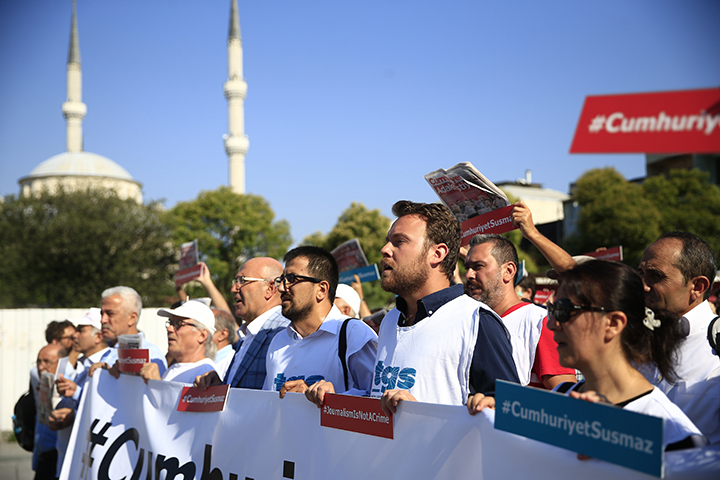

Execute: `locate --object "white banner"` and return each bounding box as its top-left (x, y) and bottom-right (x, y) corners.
top-left (61, 372), bottom-right (720, 480)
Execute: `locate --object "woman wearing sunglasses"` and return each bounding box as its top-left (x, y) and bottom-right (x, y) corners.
top-left (548, 259), bottom-right (707, 450)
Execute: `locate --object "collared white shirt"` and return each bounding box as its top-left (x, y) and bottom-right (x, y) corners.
top-left (644, 300), bottom-right (720, 444)
top-left (225, 305), bottom-right (283, 384)
top-left (163, 357), bottom-right (216, 384)
top-left (213, 344), bottom-right (235, 380)
top-left (263, 305), bottom-right (377, 394)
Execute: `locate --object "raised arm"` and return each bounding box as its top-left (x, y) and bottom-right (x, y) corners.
top-left (511, 201), bottom-right (576, 274)
top-left (196, 262), bottom-right (232, 312)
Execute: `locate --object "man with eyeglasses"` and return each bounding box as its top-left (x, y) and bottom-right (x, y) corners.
top-left (465, 234), bottom-right (576, 390)
top-left (195, 257), bottom-right (289, 390)
top-left (263, 246), bottom-right (377, 398)
top-left (140, 300), bottom-right (217, 384)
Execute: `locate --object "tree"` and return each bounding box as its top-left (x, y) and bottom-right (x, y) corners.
top-left (166, 187), bottom-right (292, 302)
top-left (0, 188), bottom-right (176, 307)
top-left (303, 202), bottom-right (394, 310)
top-left (643, 169), bottom-right (720, 256)
top-left (567, 168), bottom-right (662, 266)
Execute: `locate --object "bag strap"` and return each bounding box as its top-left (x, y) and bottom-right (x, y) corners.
top-left (338, 318), bottom-right (354, 391)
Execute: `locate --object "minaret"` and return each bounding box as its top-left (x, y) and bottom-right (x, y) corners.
top-left (62, 0), bottom-right (87, 153)
top-left (224, 0), bottom-right (249, 194)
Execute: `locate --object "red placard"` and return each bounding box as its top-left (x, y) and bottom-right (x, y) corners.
top-left (175, 264), bottom-right (203, 287)
top-left (320, 393), bottom-right (393, 439)
top-left (570, 88), bottom-right (720, 154)
top-left (534, 288), bottom-right (554, 305)
top-left (460, 205), bottom-right (516, 246)
top-left (584, 246), bottom-right (623, 262)
top-left (117, 348), bottom-right (149, 373)
top-left (177, 385), bottom-right (230, 412)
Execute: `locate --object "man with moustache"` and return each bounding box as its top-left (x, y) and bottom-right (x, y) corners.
top-left (373, 201), bottom-right (518, 415)
top-left (90, 286), bottom-right (167, 377)
top-left (465, 234), bottom-right (576, 389)
top-left (638, 232), bottom-right (720, 444)
top-left (194, 257), bottom-right (289, 389)
top-left (141, 300), bottom-right (217, 384)
top-left (264, 246), bottom-right (377, 398)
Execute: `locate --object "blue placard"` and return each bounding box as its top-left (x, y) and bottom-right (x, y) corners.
top-left (494, 380), bottom-right (663, 477)
top-left (339, 264), bottom-right (380, 284)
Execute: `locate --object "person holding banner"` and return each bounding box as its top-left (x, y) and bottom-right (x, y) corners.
top-left (464, 234), bottom-right (576, 391)
top-left (195, 257), bottom-right (289, 390)
top-left (265, 246), bottom-right (378, 398)
top-left (139, 300), bottom-right (217, 384)
top-left (355, 201), bottom-right (518, 413)
top-left (549, 260), bottom-right (707, 450)
top-left (91, 286), bottom-right (167, 377)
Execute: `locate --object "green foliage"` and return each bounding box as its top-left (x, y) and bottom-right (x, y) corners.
top-left (568, 168), bottom-right (661, 265)
top-left (0, 188), bottom-right (176, 307)
top-left (302, 203), bottom-right (394, 310)
top-left (643, 169), bottom-right (720, 257)
top-left (568, 167), bottom-right (720, 266)
top-left (166, 187), bottom-right (292, 301)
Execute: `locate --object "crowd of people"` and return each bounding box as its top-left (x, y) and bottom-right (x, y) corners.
top-left (25, 199), bottom-right (720, 479)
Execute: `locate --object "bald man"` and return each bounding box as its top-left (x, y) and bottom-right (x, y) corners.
top-left (195, 257), bottom-right (290, 390)
top-left (33, 343), bottom-right (63, 480)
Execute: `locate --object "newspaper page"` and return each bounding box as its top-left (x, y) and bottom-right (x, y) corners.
top-left (175, 239), bottom-right (203, 287)
top-left (425, 162), bottom-right (517, 246)
top-left (36, 371), bottom-right (61, 426)
top-left (117, 334), bottom-right (148, 375)
top-left (331, 239), bottom-right (380, 284)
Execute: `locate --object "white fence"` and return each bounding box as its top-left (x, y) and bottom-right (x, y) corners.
top-left (0, 308), bottom-right (169, 432)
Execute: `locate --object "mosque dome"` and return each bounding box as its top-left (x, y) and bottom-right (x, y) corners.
top-left (19, 152), bottom-right (143, 203)
top-left (24, 151), bottom-right (137, 181)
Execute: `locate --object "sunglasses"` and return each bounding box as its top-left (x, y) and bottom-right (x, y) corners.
top-left (547, 298), bottom-right (607, 323)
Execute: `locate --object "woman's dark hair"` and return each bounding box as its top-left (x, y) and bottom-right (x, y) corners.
top-left (556, 259), bottom-right (683, 384)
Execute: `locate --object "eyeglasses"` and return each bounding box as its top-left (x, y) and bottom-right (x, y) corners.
top-left (547, 298), bottom-right (607, 324)
top-left (165, 318), bottom-right (196, 330)
top-left (273, 273), bottom-right (322, 289)
top-left (232, 276), bottom-right (272, 288)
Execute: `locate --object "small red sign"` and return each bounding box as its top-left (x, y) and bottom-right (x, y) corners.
top-left (534, 288), bottom-right (554, 305)
top-left (175, 264), bottom-right (203, 287)
top-left (320, 394), bottom-right (393, 439)
top-left (117, 348), bottom-right (149, 373)
top-left (177, 385), bottom-right (230, 412)
top-left (460, 205), bottom-right (516, 246)
top-left (570, 88), bottom-right (720, 154)
top-left (584, 246), bottom-right (623, 262)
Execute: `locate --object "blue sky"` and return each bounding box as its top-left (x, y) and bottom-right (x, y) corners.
top-left (1, 1), bottom-right (719, 245)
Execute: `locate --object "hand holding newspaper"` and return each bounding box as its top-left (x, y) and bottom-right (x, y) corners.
top-left (425, 162), bottom-right (517, 246)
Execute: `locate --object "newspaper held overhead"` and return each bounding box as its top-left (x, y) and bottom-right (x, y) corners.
top-left (330, 239), bottom-right (380, 284)
top-left (175, 239), bottom-right (203, 287)
top-left (425, 162), bottom-right (517, 246)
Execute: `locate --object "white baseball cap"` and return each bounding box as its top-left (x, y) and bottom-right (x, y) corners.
top-left (157, 300), bottom-right (216, 334)
top-left (71, 307), bottom-right (102, 330)
top-left (335, 284), bottom-right (362, 317)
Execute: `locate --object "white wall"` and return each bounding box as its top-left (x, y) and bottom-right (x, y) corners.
top-left (0, 308), bottom-right (168, 432)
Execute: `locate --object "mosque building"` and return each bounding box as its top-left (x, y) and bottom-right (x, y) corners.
top-left (18, 0), bottom-right (246, 201)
